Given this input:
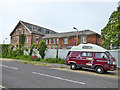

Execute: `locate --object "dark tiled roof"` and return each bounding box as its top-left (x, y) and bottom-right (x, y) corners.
top-left (42, 30), bottom-right (98, 39)
top-left (21, 20), bottom-right (57, 35)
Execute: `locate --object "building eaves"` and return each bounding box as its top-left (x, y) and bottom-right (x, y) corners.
top-left (41, 30), bottom-right (98, 39)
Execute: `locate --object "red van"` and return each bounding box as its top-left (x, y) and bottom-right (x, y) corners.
top-left (66, 44), bottom-right (116, 74)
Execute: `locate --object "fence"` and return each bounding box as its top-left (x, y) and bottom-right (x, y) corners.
top-left (24, 49), bottom-right (120, 68)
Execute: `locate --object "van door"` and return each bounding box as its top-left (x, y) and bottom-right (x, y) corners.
top-left (94, 52), bottom-right (108, 67)
top-left (81, 52), bottom-right (93, 66)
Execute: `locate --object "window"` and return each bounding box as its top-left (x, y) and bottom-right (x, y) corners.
top-left (16, 36), bottom-right (19, 43)
top-left (81, 36), bottom-right (87, 43)
top-left (19, 28), bottom-right (22, 34)
top-left (26, 36), bottom-right (28, 43)
top-left (71, 51), bottom-right (80, 57)
top-left (95, 53), bottom-right (108, 59)
top-left (13, 36), bottom-right (18, 43)
top-left (36, 37), bottom-right (39, 43)
top-left (82, 46), bottom-right (92, 49)
top-left (57, 39), bottom-right (59, 44)
top-left (53, 39), bottom-right (55, 44)
top-left (49, 39), bottom-right (51, 44)
top-left (24, 29), bottom-right (26, 34)
top-left (64, 38), bottom-right (68, 44)
top-left (46, 39), bottom-right (48, 44)
top-left (81, 52), bottom-right (93, 57)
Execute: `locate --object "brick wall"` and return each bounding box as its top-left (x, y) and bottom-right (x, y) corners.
top-left (10, 23), bottom-right (31, 47)
top-left (44, 34), bottom-right (103, 49)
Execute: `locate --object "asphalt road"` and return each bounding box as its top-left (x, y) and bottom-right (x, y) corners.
top-left (1, 60), bottom-right (118, 88)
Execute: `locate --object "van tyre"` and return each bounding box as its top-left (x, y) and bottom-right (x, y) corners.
top-left (95, 66), bottom-right (104, 74)
top-left (70, 63), bottom-right (77, 70)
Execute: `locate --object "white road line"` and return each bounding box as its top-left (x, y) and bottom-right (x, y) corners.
top-left (0, 64), bottom-right (18, 70)
top-left (32, 72), bottom-right (85, 85)
top-left (0, 85), bottom-right (5, 88)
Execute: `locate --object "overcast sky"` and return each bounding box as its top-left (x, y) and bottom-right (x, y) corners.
top-left (0, 0), bottom-right (119, 44)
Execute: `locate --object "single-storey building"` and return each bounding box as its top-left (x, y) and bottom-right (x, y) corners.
top-left (42, 30), bottom-right (103, 49)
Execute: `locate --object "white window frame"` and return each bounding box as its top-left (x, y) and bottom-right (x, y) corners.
top-left (53, 39), bottom-right (55, 44)
top-left (57, 39), bottom-right (59, 44)
top-left (49, 39), bottom-right (51, 44)
top-left (19, 28), bottom-right (22, 34)
top-left (81, 36), bottom-right (87, 43)
top-left (64, 38), bottom-right (68, 44)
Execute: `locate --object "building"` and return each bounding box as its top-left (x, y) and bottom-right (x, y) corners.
top-left (10, 20), bottom-right (103, 49)
top-left (10, 20), bottom-right (57, 47)
top-left (42, 30), bottom-right (103, 49)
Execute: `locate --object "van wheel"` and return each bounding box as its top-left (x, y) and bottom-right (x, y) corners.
top-left (70, 63), bottom-right (77, 70)
top-left (95, 66), bottom-right (104, 74)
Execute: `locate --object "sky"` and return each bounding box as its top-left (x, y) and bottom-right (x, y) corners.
top-left (0, 0), bottom-right (119, 44)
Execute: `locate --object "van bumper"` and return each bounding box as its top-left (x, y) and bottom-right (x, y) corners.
top-left (109, 65), bottom-right (117, 71)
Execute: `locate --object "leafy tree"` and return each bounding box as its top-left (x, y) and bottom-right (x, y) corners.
top-left (37, 40), bottom-right (47, 59)
top-left (101, 6), bottom-right (120, 49)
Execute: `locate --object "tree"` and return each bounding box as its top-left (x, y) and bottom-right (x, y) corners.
top-left (37, 40), bottom-right (47, 59)
top-left (101, 6), bottom-right (120, 49)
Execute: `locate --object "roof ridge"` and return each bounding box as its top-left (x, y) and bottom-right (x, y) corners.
top-left (20, 20), bottom-right (56, 32)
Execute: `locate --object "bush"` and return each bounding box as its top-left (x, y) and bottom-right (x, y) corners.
top-left (34, 57), bottom-right (41, 61)
top-left (31, 55), bottom-right (38, 60)
top-left (43, 58), bottom-right (66, 64)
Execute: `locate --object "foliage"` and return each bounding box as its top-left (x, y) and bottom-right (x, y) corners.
top-left (42, 58), bottom-right (66, 64)
top-left (19, 34), bottom-right (26, 47)
top-left (1, 44), bottom-right (10, 57)
top-left (34, 57), bottom-right (41, 61)
top-left (37, 40), bottom-right (47, 59)
top-left (101, 6), bottom-right (120, 49)
top-left (29, 44), bottom-right (36, 56)
top-left (31, 55), bottom-right (38, 60)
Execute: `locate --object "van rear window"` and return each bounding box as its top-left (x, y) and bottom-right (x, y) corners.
top-left (71, 51), bottom-right (80, 57)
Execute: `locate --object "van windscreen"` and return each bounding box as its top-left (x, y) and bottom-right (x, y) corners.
top-left (106, 52), bottom-right (114, 59)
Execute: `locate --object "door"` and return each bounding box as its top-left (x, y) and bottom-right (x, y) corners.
top-left (80, 52), bottom-right (93, 66)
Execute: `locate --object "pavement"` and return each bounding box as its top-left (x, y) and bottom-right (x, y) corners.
top-left (0, 58), bottom-right (119, 88)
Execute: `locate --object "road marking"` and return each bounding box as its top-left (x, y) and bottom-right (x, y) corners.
top-left (32, 72), bottom-right (85, 85)
top-left (0, 64), bottom-right (18, 70)
top-left (0, 85), bottom-right (5, 88)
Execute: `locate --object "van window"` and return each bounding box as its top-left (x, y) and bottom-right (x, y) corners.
top-left (95, 53), bottom-right (108, 59)
top-left (81, 52), bottom-right (93, 57)
top-left (71, 51), bottom-right (80, 57)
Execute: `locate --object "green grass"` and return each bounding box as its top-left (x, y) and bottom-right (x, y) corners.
top-left (40, 58), bottom-right (66, 64)
top-left (2, 55), bottom-right (66, 64)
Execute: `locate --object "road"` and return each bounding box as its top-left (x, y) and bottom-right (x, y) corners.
top-left (1, 60), bottom-right (118, 88)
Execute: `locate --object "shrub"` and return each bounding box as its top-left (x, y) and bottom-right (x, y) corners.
top-left (43, 58), bottom-right (66, 64)
top-left (37, 40), bottom-right (47, 59)
top-left (34, 57), bottom-right (41, 61)
top-left (31, 55), bottom-right (38, 60)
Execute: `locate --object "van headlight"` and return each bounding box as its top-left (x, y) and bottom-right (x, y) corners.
top-left (112, 61), bottom-right (116, 65)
